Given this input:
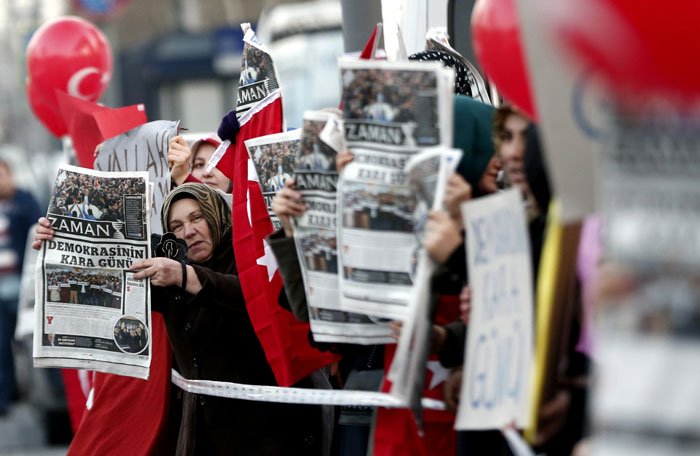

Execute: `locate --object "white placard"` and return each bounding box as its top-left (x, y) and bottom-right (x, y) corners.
top-left (456, 189), bottom-right (534, 430)
top-left (94, 120), bottom-right (179, 235)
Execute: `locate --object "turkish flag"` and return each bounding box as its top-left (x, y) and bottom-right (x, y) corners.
top-left (60, 369), bottom-right (91, 432)
top-left (373, 295), bottom-right (461, 456)
top-left (219, 91), bottom-right (338, 386)
top-left (56, 91), bottom-right (147, 168)
top-left (360, 23), bottom-right (382, 59)
top-left (60, 102), bottom-right (173, 453)
top-left (67, 314), bottom-right (173, 455)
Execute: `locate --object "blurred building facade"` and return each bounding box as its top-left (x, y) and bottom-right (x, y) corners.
top-left (0, 0), bottom-right (332, 204)
top-left (0, 0), bottom-right (476, 198)
top-left (0, 0), bottom-right (306, 165)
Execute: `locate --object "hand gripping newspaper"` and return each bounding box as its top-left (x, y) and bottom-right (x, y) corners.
top-left (293, 110), bottom-right (394, 344)
top-left (34, 165), bottom-right (152, 379)
top-left (337, 59), bottom-right (454, 320)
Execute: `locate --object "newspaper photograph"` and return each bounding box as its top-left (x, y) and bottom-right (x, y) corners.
top-left (94, 120), bottom-right (179, 235)
top-left (34, 165), bottom-right (152, 379)
top-left (339, 59), bottom-right (454, 150)
top-left (336, 150), bottom-right (418, 320)
top-left (236, 23), bottom-right (281, 117)
top-left (406, 147), bottom-right (463, 240)
top-left (294, 110), bottom-right (394, 344)
top-left (246, 129), bottom-right (300, 231)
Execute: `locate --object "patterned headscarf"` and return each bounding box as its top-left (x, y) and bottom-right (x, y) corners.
top-left (409, 49), bottom-right (491, 104)
top-left (161, 183), bottom-right (231, 249)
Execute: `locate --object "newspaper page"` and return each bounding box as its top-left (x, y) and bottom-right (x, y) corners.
top-left (34, 165), bottom-right (152, 379)
top-left (293, 110), bottom-right (394, 344)
top-left (94, 120), bottom-right (179, 235)
top-left (387, 148), bottom-right (461, 411)
top-left (337, 59), bottom-right (454, 320)
top-left (591, 113), bottom-right (700, 454)
top-left (236, 23), bottom-right (281, 117)
top-left (425, 28), bottom-right (492, 105)
top-left (456, 189), bottom-right (534, 430)
top-left (245, 129), bottom-right (300, 231)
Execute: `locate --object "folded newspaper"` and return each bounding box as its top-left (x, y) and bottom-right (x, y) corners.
top-left (294, 110), bottom-right (394, 344)
top-left (34, 165), bottom-right (152, 379)
top-left (388, 148), bottom-right (462, 421)
top-left (236, 23), bottom-right (281, 118)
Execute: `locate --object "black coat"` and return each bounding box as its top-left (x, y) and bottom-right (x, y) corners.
top-left (154, 230), bottom-right (323, 455)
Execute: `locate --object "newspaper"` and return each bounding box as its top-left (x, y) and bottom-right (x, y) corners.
top-left (293, 110), bottom-right (394, 344)
top-left (425, 28), bottom-right (492, 105)
top-left (387, 148), bottom-right (462, 416)
top-left (236, 23), bottom-right (281, 117)
top-left (34, 165), bottom-right (152, 379)
top-left (94, 120), bottom-right (179, 235)
top-left (593, 114), bottom-right (700, 453)
top-left (601, 113), bottom-right (700, 271)
top-left (337, 59), bottom-right (454, 319)
top-left (246, 129), bottom-right (300, 231)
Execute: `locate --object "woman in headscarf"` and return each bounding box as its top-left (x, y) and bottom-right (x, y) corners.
top-left (168, 136), bottom-right (232, 192)
top-left (126, 183), bottom-right (324, 455)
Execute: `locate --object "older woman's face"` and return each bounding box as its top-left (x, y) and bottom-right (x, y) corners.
top-left (191, 143), bottom-right (231, 192)
top-left (168, 198), bottom-right (214, 263)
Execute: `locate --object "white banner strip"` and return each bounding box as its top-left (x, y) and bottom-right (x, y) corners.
top-left (206, 140), bottom-right (231, 173)
top-left (172, 370), bottom-right (447, 410)
top-left (502, 428), bottom-right (536, 456)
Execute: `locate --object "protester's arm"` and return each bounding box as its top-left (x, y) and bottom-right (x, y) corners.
top-left (437, 321), bottom-right (466, 368)
top-left (424, 210), bottom-right (463, 265)
top-left (443, 366), bottom-right (463, 413)
top-left (188, 264), bottom-right (244, 307)
top-left (130, 257), bottom-right (246, 314)
top-left (130, 258), bottom-right (203, 294)
top-left (168, 135), bottom-right (193, 186)
top-left (268, 229), bottom-right (309, 322)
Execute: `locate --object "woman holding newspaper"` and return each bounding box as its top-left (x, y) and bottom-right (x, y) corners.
top-left (33, 183), bottom-right (324, 455)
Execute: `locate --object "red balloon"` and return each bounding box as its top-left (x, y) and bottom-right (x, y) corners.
top-left (26, 16), bottom-right (112, 115)
top-left (27, 80), bottom-right (67, 137)
top-left (471, 0), bottom-right (536, 119)
top-left (547, 0), bottom-right (700, 106)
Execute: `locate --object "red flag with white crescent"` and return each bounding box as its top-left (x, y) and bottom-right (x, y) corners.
top-left (373, 295), bottom-right (461, 456)
top-left (219, 91), bottom-right (338, 387)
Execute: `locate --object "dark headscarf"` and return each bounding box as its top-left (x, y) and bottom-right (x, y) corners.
top-left (161, 183), bottom-right (231, 250)
top-left (524, 124), bottom-right (551, 213)
top-left (452, 95), bottom-right (496, 195)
